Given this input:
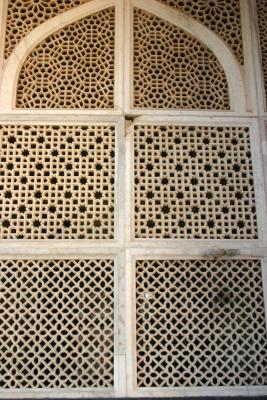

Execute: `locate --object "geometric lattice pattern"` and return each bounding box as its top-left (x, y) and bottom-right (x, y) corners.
top-left (0, 259), bottom-right (114, 388)
top-left (4, 0), bottom-right (91, 58)
top-left (134, 125), bottom-right (257, 239)
top-left (257, 0), bottom-right (267, 106)
top-left (133, 9), bottom-right (230, 110)
top-left (136, 259), bottom-right (267, 387)
top-left (16, 9), bottom-right (115, 109)
top-left (0, 125), bottom-right (115, 239)
top-left (158, 0), bottom-right (243, 64)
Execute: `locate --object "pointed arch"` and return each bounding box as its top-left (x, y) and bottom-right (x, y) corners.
top-left (133, 0), bottom-right (246, 112)
top-left (132, 8), bottom-right (230, 110)
top-left (0, 0), bottom-right (116, 111)
top-left (0, 0), bottom-right (246, 112)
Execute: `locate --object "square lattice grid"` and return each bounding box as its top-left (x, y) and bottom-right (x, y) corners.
top-left (0, 124), bottom-right (116, 239)
top-left (133, 124), bottom-right (258, 239)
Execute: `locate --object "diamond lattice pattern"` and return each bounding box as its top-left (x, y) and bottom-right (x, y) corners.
top-left (134, 125), bottom-right (257, 239)
top-left (136, 259), bottom-right (267, 387)
top-left (133, 8), bottom-right (230, 110)
top-left (0, 124), bottom-right (115, 239)
top-left (16, 8), bottom-right (115, 109)
top-left (0, 259), bottom-right (114, 388)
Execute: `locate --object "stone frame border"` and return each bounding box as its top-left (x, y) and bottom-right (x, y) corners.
top-left (0, 0), bottom-right (124, 115)
top-left (250, 0), bottom-right (267, 115)
top-left (0, 116), bottom-right (126, 254)
top-left (123, 0), bottom-right (247, 115)
top-left (0, 252), bottom-right (126, 398)
top-left (125, 250), bottom-right (267, 397)
top-left (0, 0), bottom-right (256, 116)
top-left (125, 116), bottom-right (267, 250)
top-left (0, 0), bottom-right (265, 397)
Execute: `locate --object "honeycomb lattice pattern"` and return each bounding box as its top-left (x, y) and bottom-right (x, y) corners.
top-left (0, 259), bottom-right (114, 388)
top-left (16, 8), bottom-right (115, 109)
top-left (134, 125), bottom-right (257, 239)
top-left (158, 0), bottom-right (243, 64)
top-left (257, 0), bottom-right (267, 106)
top-left (133, 9), bottom-right (230, 110)
top-left (0, 124), bottom-right (115, 239)
top-left (4, 0), bottom-right (91, 58)
top-left (136, 259), bottom-right (267, 387)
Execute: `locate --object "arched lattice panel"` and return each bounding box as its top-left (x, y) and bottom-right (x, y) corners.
top-left (133, 9), bottom-right (230, 110)
top-left (16, 8), bottom-right (115, 109)
top-left (134, 125), bottom-right (257, 239)
top-left (257, 0), bottom-right (267, 106)
top-left (157, 0), bottom-right (243, 64)
top-left (0, 259), bottom-right (114, 388)
top-left (136, 259), bottom-right (267, 387)
top-left (4, 0), bottom-right (91, 59)
top-left (0, 124), bottom-right (115, 239)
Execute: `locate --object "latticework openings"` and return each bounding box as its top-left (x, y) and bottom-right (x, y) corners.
top-left (16, 8), bottom-right (115, 109)
top-left (0, 259), bottom-right (114, 388)
top-left (134, 125), bottom-right (257, 239)
top-left (0, 124), bottom-right (115, 239)
top-left (4, 0), bottom-right (91, 59)
top-left (133, 9), bottom-right (230, 110)
top-left (136, 259), bottom-right (267, 387)
top-left (257, 0), bottom-right (267, 105)
top-left (157, 0), bottom-right (243, 64)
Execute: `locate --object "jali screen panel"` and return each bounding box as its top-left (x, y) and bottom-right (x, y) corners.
top-left (4, 0), bottom-right (91, 59)
top-left (134, 125), bottom-right (257, 239)
top-left (0, 124), bottom-right (115, 239)
top-left (133, 8), bottom-right (230, 110)
top-left (157, 0), bottom-right (243, 64)
top-left (136, 259), bottom-right (267, 387)
top-left (16, 8), bottom-right (115, 109)
top-left (257, 0), bottom-right (267, 105)
top-left (0, 259), bottom-right (114, 388)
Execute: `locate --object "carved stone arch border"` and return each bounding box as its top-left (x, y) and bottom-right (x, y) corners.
top-left (125, 0), bottom-right (247, 114)
top-left (0, 0), bottom-right (124, 112)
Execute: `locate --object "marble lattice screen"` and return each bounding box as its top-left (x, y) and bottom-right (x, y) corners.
top-left (0, 0), bottom-right (266, 397)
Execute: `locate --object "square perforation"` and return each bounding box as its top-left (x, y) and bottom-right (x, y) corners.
top-left (0, 124), bottom-right (115, 239)
top-left (134, 125), bottom-right (258, 239)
